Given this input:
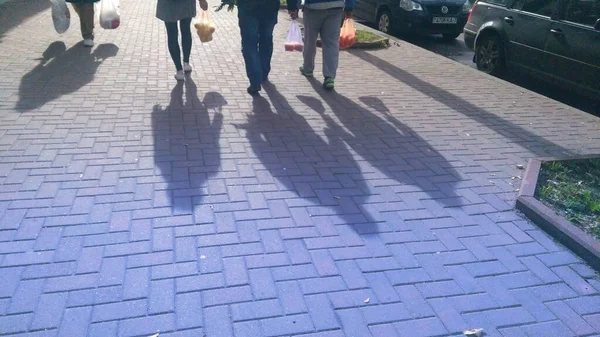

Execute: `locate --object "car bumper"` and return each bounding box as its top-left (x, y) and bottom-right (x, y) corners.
top-left (391, 8), bottom-right (468, 34)
top-left (463, 27), bottom-right (476, 50)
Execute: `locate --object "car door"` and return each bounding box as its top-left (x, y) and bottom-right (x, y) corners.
top-left (503, 0), bottom-right (557, 73)
top-left (355, 0), bottom-right (378, 22)
top-left (544, 0), bottom-right (600, 95)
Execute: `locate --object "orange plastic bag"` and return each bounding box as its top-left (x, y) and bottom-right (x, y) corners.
top-left (339, 18), bottom-right (356, 50)
top-left (194, 10), bottom-right (216, 43)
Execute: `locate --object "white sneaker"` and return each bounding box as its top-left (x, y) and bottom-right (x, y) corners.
top-left (183, 63), bottom-right (192, 73)
top-left (83, 39), bottom-right (94, 47)
top-left (174, 70), bottom-right (185, 81)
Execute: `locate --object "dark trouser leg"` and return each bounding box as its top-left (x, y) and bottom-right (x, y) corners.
top-left (258, 11), bottom-right (277, 82)
top-left (238, 9), bottom-right (261, 89)
top-left (179, 18), bottom-right (192, 64)
top-left (72, 3), bottom-right (94, 40)
top-left (165, 21), bottom-right (182, 71)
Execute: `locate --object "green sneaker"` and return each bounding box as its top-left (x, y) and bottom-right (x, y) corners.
top-left (299, 66), bottom-right (314, 77)
top-left (323, 77), bottom-right (335, 90)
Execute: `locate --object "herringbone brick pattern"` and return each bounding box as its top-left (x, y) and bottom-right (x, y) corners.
top-left (1, 0), bottom-right (600, 336)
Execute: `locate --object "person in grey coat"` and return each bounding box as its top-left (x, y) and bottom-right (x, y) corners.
top-left (66, 0), bottom-right (100, 47)
top-left (157, 0), bottom-right (208, 81)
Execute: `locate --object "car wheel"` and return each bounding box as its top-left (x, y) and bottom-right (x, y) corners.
top-left (475, 34), bottom-right (505, 75)
top-left (377, 10), bottom-right (393, 34)
top-left (441, 32), bottom-right (461, 41)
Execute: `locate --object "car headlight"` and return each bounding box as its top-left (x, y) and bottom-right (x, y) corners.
top-left (400, 0), bottom-right (423, 11)
top-left (462, 0), bottom-right (472, 12)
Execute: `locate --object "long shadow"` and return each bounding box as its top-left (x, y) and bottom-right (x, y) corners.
top-left (305, 79), bottom-right (464, 209)
top-left (235, 82), bottom-right (379, 232)
top-left (152, 78), bottom-right (224, 214)
top-left (16, 42), bottom-right (119, 112)
top-left (0, 0), bottom-right (51, 43)
top-left (350, 49), bottom-right (577, 157)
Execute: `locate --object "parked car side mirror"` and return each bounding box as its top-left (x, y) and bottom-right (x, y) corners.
top-left (595, 18), bottom-right (600, 31)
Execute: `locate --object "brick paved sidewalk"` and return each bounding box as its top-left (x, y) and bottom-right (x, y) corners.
top-left (1, 0), bottom-right (600, 336)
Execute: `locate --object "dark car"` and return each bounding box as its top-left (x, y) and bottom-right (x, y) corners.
top-left (464, 0), bottom-right (600, 98)
top-left (354, 0), bottom-right (472, 40)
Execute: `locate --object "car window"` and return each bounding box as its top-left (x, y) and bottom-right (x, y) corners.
top-left (562, 0), bottom-right (600, 27)
top-left (513, 0), bottom-right (558, 16)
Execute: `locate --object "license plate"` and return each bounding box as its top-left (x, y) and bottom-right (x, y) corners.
top-left (432, 17), bottom-right (457, 24)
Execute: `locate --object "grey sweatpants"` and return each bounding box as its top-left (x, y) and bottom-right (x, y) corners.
top-left (302, 8), bottom-right (343, 79)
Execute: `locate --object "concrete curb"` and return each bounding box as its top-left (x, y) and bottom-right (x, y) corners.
top-left (516, 156), bottom-right (600, 271)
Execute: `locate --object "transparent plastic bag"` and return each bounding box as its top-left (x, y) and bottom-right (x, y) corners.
top-left (284, 20), bottom-right (303, 51)
top-left (99, 0), bottom-right (120, 30)
top-left (50, 0), bottom-right (70, 34)
top-left (194, 10), bottom-right (215, 43)
top-left (339, 18), bottom-right (356, 50)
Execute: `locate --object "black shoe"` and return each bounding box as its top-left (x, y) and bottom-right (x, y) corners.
top-left (247, 85), bottom-right (261, 96)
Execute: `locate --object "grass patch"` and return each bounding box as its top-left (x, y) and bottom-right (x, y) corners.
top-left (280, 0), bottom-right (287, 5)
top-left (355, 29), bottom-right (381, 43)
top-left (535, 158), bottom-right (600, 241)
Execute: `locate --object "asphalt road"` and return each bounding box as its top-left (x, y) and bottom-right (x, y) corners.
top-left (399, 33), bottom-right (600, 116)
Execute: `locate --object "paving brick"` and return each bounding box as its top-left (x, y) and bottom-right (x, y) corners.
top-left (152, 262), bottom-right (198, 280)
top-left (284, 239), bottom-right (312, 264)
top-left (428, 298), bottom-right (469, 333)
top-left (277, 281), bottom-right (308, 314)
top-left (92, 299), bottom-right (147, 322)
top-left (417, 280), bottom-right (465, 298)
top-left (203, 305), bottom-right (234, 337)
top-left (248, 268), bottom-right (277, 299)
top-left (3, 251), bottom-right (54, 267)
top-left (232, 299), bottom-right (282, 321)
top-left (394, 285), bottom-right (435, 318)
top-left (361, 302), bottom-right (411, 325)
top-left (199, 246), bottom-right (223, 273)
top-left (261, 314), bottom-right (315, 337)
top-left (511, 288), bottom-right (556, 322)
top-left (175, 237), bottom-right (197, 262)
top-left (99, 256), bottom-right (127, 287)
top-left (395, 317), bottom-right (449, 336)
top-left (364, 272), bottom-right (400, 303)
top-left (245, 253), bottom-right (289, 269)
top-left (0, 313), bottom-right (33, 334)
top-left (552, 265), bottom-right (598, 296)
top-left (546, 301), bottom-right (596, 335)
top-left (176, 292), bottom-right (203, 329)
top-left (566, 296), bottom-right (600, 315)
top-left (8, 279), bottom-right (45, 314)
top-left (31, 292), bottom-right (68, 329)
top-left (57, 306), bottom-right (92, 337)
top-left (176, 273), bottom-right (225, 293)
top-left (46, 274), bottom-right (98, 292)
top-left (153, 227), bottom-right (174, 252)
top-left (23, 262), bottom-right (75, 280)
top-left (309, 249), bottom-right (339, 276)
top-left (202, 285), bottom-right (253, 307)
top-left (150, 279), bottom-right (175, 314)
top-left (224, 257), bottom-right (249, 286)
top-left (337, 308), bottom-right (372, 337)
top-left (300, 276), bottom-right (346, 295)
top-left (118, 313), bottom-right (175, 337)
top-left (234, 321), bottom-right (264, 337)
top-left (520, 320), bottom-right (577, 337)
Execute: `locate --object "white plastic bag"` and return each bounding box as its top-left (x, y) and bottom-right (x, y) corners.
top-left (99, 0), bottom-right (120, 30)
top-left (50, 0), bottom-right (70, 34)
top-left (284, 20), bottom-right (303, 52)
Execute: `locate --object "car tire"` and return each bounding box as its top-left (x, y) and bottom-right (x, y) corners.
top-left (441, 32), bottom-right (461, 41)
top-left (475, 34), bottom-right (505, 75)
top-left (377, 9), bottom-right (393, 34)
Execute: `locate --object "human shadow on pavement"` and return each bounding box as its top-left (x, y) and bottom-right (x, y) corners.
top-left (15, 42), bottom-right (119, 112)
top-left (0, 0), bottom-right (50, 43)
top-left (305, 79), bottom-right (464, 211)
top-left (350, 49), bottom-right (576, 158)
top-left (235, 82), bottom-right (380, 232)
top-left (152, 78), bottom-right (224, 214)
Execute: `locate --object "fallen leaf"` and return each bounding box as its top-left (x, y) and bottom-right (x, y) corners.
top-left (463, 328), bottom-right (484, 337)
top-left (334, 196), bottom-right (341, 200)
top-left (149, 334), bottom-right (159, 337)
top-left (517, 164), bottom-right (525, 169)
top-left (364, 298), bottom-right (370, 303)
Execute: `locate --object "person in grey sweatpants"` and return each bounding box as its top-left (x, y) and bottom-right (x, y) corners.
top-left (288, 0), bottom-right (355, 90)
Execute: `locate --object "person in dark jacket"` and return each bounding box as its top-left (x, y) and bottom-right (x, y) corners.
top-left (156, 0), bottom-right (209, 81)
top-left (221, 0), bottom-right (281, 95)
top-left (66, 0), bottom-right (100, 47)
top-left (289, 0), bottom-right (355, 90)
